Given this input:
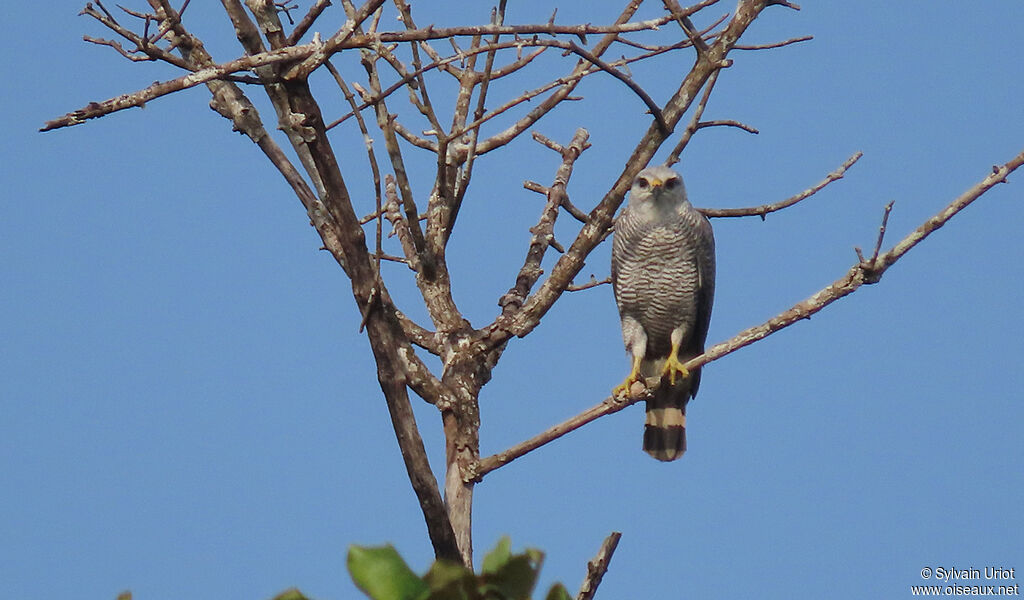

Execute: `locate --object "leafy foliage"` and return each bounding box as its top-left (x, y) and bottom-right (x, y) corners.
top-left (347, 537), bottom-right (573, 600)
top-left (271, 589), bottom-right (312, 600)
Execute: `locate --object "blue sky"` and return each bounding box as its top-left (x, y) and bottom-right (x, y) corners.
top-left (2, 2), bottom-right (1022, 599)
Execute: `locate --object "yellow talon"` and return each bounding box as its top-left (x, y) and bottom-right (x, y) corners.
top-left (661, 342), bottom-right (690, 386)
top-left (613, 353), bottom-right (643, 396)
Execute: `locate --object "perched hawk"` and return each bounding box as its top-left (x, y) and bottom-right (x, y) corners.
top-left (612, 165), bottom-right (716, 461)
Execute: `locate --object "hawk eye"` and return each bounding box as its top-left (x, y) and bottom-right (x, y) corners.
top-left (636, 177), bottom-right (650, 190)
top-left (665, 177), bottom-right (680, 189)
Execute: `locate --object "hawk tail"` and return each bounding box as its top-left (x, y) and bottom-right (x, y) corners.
top-left (642, 378), bottom-right (691, 462)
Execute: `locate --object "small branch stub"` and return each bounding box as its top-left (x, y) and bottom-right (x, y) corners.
top-left (577, 531), bottom-right (623, 600)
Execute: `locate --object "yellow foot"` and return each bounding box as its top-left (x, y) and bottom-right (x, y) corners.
top-left (613, 373), bottom-right (642, 397)
top-left (613, 354), bottom-right (643, 396)
top-left (661, 351), bottom-right (690, 386)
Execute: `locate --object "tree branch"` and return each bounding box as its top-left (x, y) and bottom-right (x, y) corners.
top-left (855, 200), bottom-right (894, 269)
top-left (40, 43), bottom-right (310, 131)
top-left (469, 0), bottom-right (651, 157)
top-left (446, 0), bottom-right (507, 244)
top-left (285, 0), bottom-right (387, 80)
top-left (47, 5), bottom-right (732, 132)
top-left (351, 21), bottom-right (435, 284)
top-left (666, 69), bottom-right (722, 164)
top-left (576, 532), bottom-right (623, 600)
top-left (499, 129), bottom-right (591, 312)
top-left (695, 118), bottom-right (759, 134)
top-left (734, 34), bottom-right (813, 50)
top-left (280, 75), bottom-right (462, 562)
top-left (285, 0), bottom-right (332, 45)
top-left (700, 151), bottom-right (863, 218)
top-left (324, 59), bottom-right (385, 274)
top-left (566, 276), bottom-right (611, 292)
top-left (470, 393), bottom-right (643, 481)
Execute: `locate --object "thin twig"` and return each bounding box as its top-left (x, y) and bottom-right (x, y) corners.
top-left (565, 40), bottom-right (668, 133)
top-left (663, 0), bottom-right (709, 55)
top-left (382, 176), bottom-right (423, 272)
top-left (696, 119), bottom-right (759, 134)
top-left (376, 253), bottom-right (414, 267)
top-left (285, 0), bottom-right (387, 80)
top-left (700, 152), bottom-right (863, 219)
top-left (282, 5), bottom-right (678, 79)
top-left (348, 36), bottom-right (673, 137)
top-left (559, 197), bottom-right (591, 224)
top-left (613, 11), bottom-right (727, 52)
top-left (469, 394), bottom-right (642, 481)
top-left (666, 69), bottom-right (720, 165)
top-left (54, 8), bottom-right (710, 132)
top-left (523, 181), bottom-right (548, 195)
top-left (734, 34), bottom-right (813, 50)
top-left (449, 0), bottom-right (508, 242)
top-left (392, 0), bottom-right (445, 137)
top-left (360, 207), bottom-right (426, 225)
top-left (566, 276), bottom-right (611, 292)
top-left (329, 37), bottom-right (668, 140)
top-left (114, 3), bottom-right (149, 19)
top-left (499, 129), bottom-right (591, 312)
top-left (83, 35), bottom-right (154, 61)
top-left (95, 0), bottom-right (118, 21)
top-left (82, 3), bottom-right (193, 71)
top-left (446, 2), bottom-right (663, 156)
top-left (40, 43), bottom-right (311, 130)
top-left (346, 7), bottom-right (432, 278)
top-left (855, 200), bottom-right (894, 273)
top-left (324, 59), bottom-right (385, 275)
top-left (870, 201), bottom-right (895, 262)
top-left (358, 18), bottom-right (679, 42)
top-left (286, 0), bottom-right (330, 43)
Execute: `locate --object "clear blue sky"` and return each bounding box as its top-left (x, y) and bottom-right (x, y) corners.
top-left (3, 2), bottom-right (1022, 599)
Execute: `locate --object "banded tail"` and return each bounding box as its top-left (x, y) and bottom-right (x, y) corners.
top-left (642, 370), bottom-right (697, 461)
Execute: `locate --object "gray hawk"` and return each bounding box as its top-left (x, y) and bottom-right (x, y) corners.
top-left (611, 164), bottom-right (716, 461)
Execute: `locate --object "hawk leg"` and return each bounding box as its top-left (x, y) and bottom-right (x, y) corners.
top-left (661, 339), bottom-right (690, 386)
top-left (613, 352), bottom-right (644, 396)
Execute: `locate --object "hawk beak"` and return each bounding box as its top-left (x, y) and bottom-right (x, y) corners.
top-left (648, 177), bottom-right (664, 188)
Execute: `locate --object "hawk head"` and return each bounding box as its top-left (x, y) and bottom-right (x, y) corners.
top-left (628, 165), bottom-right (688, 213)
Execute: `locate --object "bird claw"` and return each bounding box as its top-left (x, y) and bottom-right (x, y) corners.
top-left (613, 373), bottom-right (642, 397)
top-left (661, 354), bottom-right (690, 386)
top-left (614, 354), bottom-right (645, 397)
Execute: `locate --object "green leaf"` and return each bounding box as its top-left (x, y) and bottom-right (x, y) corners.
top-left (347, 544), bottom-right (430, 600)
top-left (422, 560), bottom-right (478, 600)
top-left (271, 589), bottom-right (311, 600)
top-left (484, 550), bottom-right (544, 600)
top-left (544, 583), bottom-right (572, 600)
top-left (481, 536), bottom-right (512, 575)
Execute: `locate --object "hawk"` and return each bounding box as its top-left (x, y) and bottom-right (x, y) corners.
top-left (612, 165), bottom-right (716, 461)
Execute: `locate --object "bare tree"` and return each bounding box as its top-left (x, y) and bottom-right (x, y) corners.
top-left (44, 0), bottom-right (1023, 595)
